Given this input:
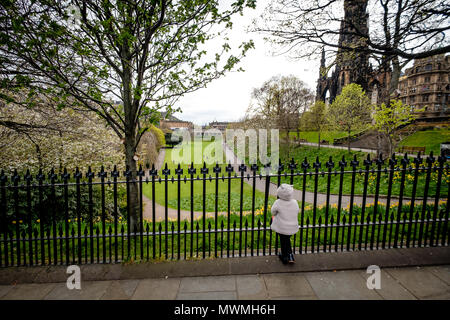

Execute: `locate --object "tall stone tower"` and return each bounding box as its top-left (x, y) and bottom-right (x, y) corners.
top-left (316, 0), bottom-right (370, 103)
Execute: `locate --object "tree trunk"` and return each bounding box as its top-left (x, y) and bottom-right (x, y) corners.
top-left (121, 42), bottom-right (140, 233)
top-left (124, 132), bottom-right (140, 233)
top-left (390, 56), bottom-right (401, 97)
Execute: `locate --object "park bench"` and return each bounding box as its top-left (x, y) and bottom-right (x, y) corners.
top-left (398, 146), bottom-right (426, 154)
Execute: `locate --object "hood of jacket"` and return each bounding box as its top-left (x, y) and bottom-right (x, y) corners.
top-left (277, 184), bottom-right (294, 201)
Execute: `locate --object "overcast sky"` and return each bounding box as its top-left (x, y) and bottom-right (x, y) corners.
top-left (171, 0), bottom-right (319, 126)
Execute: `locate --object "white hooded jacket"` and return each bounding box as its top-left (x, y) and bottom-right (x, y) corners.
top-left (270, 184), bottom-right (300, 235)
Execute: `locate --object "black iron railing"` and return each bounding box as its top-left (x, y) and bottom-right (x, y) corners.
top-left (0, 152), bottom-right (448, 267)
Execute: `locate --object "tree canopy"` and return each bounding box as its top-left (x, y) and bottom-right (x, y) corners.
top-left (327, 83), bottom-right (372, 151)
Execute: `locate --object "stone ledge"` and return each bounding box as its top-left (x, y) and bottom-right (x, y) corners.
top-left (0, 247), bottom-right (448, 285)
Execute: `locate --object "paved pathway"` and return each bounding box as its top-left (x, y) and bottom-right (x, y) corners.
top-left (295, 140), bottom-right (377, 154)
top-left (1, 265), bottom-right (448, 300)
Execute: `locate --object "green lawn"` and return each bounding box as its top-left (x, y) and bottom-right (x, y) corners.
top-left (279, 143), bottom-right (447, 198)
top-left (397, 127), bottom-right (450, 154)
top-left (142, 140), bottom-right (276, 212)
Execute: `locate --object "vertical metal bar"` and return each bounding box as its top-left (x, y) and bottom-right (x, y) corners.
top-left (397, 155), bottom-right (408, 248)
top-left (407, 154), bottom-right (421, 247)
top-left (208, 221), bottom-right (211, 257)
top-left (418, 153), bottom-right (434, 247)
top-left (232, 220), bottom-right (236, 257)
top-left (300, 158), bottom-right (308, 254)
top-left (150, 164), bottom-right (157, 259)
top-left (87, 167), bottom-right (94, 263)
top-left (137, 165), bottom-right (144, 261)
top-left (75, 168), bottom-right (82, 264)
top-left (62, 168), bottom-right (70, 265)
top-left (335, 156), bottom-right (346, 252)
top-left (441, 200), bottom-right (449, 246)
top-left (430, 154), bottom-right (443, 246)
top-left (238, 163), bottom-right (246, 257)
top-left (352, 215), bottom-right (358, 251)
top-left (226, 163), bottom-right (232, 258)
top-left (84, 227), bottom-right (88, 264)
top-left (25, 170), bottom-right (33, 266)
top-left (329, 216), bottom-right (334, 252)
top-left (159, 223), bottom-right (163, 258)
top-left (250, 164), bottom-right (257, 257)
top-left (195, 222), bottom-right (199, 257)
top-left (98, 166), bottom-right (107, 263)
top-left (436, 210), bottom-right (443, 245)
top-left (163, 163), bottom-right (170, 260)
top-left (95, 226), bottom-right (99, 263)
top-left (359, 155), bottom-right (371, 250)
top-left (317, 216), bottom-right (322, 252)
top-left (71, 227), bottom-right (75, 264)
top-left (188, 163), bottom-right (195, 258)
top-left (171, 222), bottom-right (174, 259)
top-left (370, 155), bottom-right (383, 250)
top-left (146, 223), bottom-right (150, 261)
top-left (324, 157), bottom-right (334, 252)
top-left (201, 162), bottom-right (208, 259)
top-left (49, 169), bottom-right (58, 265)
top-left (109, 226), bottom-right (112, 262)
top-left (111, 166), bottom-right (119, 262)
top-left (262, 169), bottom-right (270, 256)
top-left (257, 219), bottom-right (261, 256)
top-left (214, 163), bottom-right (221, 258)
top-left (341, 216), bottom-right (346, 251)
top-left (0, 171), bottom-right (7, 267)
top-left (382, 156), bottom-right (396, 249)
top-left (244, 218), bottom-right (248, 256)
top-left (424, 209), bottom-right (431, 246)
top-left (12, 170), bottom-right (20, 265)
top-left (176, 164), bottom-right (182, 260)
top-left (184, 222), bottom-right (187, 260)
top-left (125, 167), bottom-right (131, 259)
top-left (47, 227), bottom-right (51, 265)
top-left (311, 157), bottom-right (320, 253)
top-left (305, 217), bottom-right (310, 253)
top-left (347, 156), bottom-right (358, 251)
top-left (220, 220), bottom-right (224, 258)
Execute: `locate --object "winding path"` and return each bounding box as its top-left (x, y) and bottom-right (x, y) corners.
top-left (142, 143), bottom-right (443, 222)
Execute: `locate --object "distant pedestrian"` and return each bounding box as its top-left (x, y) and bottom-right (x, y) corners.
top-left (270, 184), bottom-right (299, 264)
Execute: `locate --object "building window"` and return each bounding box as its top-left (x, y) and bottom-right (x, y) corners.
top-left (425, 76), bottom-right (430, 83)
top-left (423, 95), bottom-right (429, 102)
top-left (425, 64), bottom-right (432, 71)
top-left (411, 96), bottom-right (416, 102)
top-left (410, 87), bottom-right (416, 93)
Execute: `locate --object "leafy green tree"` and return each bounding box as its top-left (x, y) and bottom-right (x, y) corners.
top-left (0, 0), bottom-right (255, 228)
top-left (327, 83), bottom-right (372, 152)
top-left (372, 99), bottom-right (420, 156)
top-left (300, 100), bottom-right (328, 149)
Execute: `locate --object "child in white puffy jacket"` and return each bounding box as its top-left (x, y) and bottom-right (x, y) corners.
top-left (270, 184), bottom-right (299, 264)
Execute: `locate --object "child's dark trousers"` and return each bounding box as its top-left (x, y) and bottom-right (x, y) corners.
top-left (278, 233), bottom-right (292, 258)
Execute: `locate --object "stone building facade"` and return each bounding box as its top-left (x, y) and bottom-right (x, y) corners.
top-left (397, 54), bottom-right (449, 118)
